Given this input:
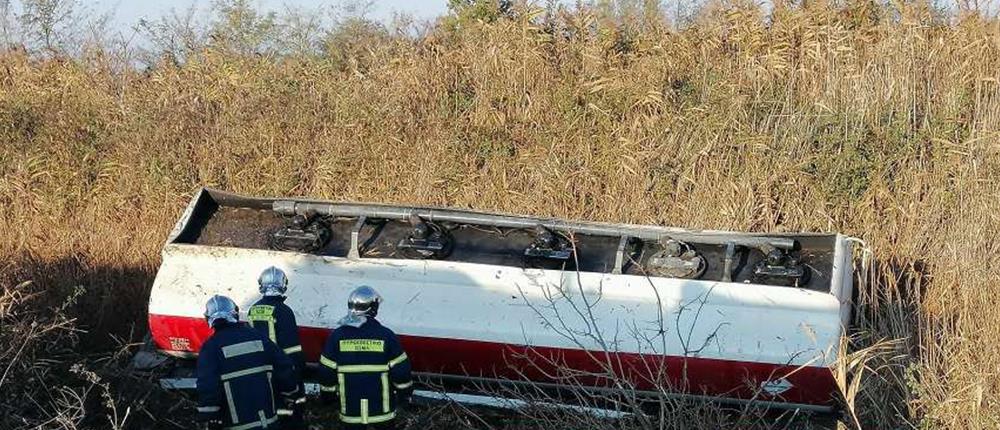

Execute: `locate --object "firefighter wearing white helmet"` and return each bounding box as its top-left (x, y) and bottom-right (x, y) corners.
top-left (318, 286), bottom-right (413, 429)
top-left (247, 266), bottom-right (307, 429)
top-left (196, 295), bottom-right (300, 430)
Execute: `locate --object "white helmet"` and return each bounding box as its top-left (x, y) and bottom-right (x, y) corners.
top-left (258, 266), bottom-right (288, 297)
top-left (204, 295), bottom-right (239, 327)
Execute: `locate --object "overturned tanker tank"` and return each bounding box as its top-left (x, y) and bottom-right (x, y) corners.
top-left (148, 188), bottom-right (854, 412)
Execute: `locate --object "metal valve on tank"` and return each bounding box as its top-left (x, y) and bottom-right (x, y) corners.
top-left (524, 225), bottom-right (573, 260)
top-left (397, 214), bottom-right (453, 259)
top-left (269, 212), bottom-right (332, 253)
top-left (522, 225), bottom-right (576, 270)
top-left (752, 246), bottom-right (810, 287)
top-left (645, 238), bottom-right (706, 279)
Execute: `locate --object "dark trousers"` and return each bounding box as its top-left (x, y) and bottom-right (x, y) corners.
top-left (341, 421), bottom-right (396, 430)
top-left (279, 411), bottom-right (306, 430)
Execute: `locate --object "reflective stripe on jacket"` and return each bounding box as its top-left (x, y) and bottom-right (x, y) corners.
top-left (317, 318), bottom-right (413, 424)
top-left (196, 322), bottom-right (300, 429)
top-left (248, 296), bottom-right (305, 378)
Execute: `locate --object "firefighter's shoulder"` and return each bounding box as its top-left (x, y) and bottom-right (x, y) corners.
top-left (274, 301), bottom-right (296, 318)
top-left (370, 320), bottom-right (399, 339)
top-left (198, 333), bottom-right (222, 357)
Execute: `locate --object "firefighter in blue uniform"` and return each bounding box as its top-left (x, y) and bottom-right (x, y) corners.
top-left (247, 267), bottom-right (306, 429)
top-left (196, 295), bottom-right (303, 430)
top-left (318, 286), bottom-right (413, 429)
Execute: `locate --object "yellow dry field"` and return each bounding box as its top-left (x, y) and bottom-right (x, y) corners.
top-left (1, 2), bottom-right (999, 428)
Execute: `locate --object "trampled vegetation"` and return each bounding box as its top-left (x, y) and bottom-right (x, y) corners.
top-left (1, 0), bottom-right (999, 428)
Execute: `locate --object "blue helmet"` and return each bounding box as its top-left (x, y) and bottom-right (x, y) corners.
top-left (258, 266), bottom-right (289, 297)
top-left (204, 295), bottom-right (239, 327)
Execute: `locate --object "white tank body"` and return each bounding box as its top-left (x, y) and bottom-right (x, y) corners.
top-left (148, 188), bottom-right (854, 411)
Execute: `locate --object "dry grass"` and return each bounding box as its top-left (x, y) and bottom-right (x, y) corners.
top-left (2, 0), bottom-right (1000, 428)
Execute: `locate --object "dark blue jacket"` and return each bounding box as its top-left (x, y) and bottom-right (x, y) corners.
top-left (317, 318), bottom-right (413, 425)
top-left (248, 296), bottom-right (305, 376)
top-left (196, 322), bottom-right (299, 429)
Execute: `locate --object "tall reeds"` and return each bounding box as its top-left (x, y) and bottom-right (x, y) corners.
top-left (1, 0), bottom-right (999, 428)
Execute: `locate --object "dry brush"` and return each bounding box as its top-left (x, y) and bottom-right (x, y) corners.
top-left (1, 0), bottom-right (1000, 428)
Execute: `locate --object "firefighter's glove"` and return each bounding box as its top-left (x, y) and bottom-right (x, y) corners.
top-left (284, 396), bottom-right (306, 409)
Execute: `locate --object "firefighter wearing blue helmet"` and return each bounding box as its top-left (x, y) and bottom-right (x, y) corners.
top-left (318, 286), bottom-right (413, 430)
top-left (196, 295), bottom-right (301, 430)
top-left (248, 267), bottom-right (307, 429)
